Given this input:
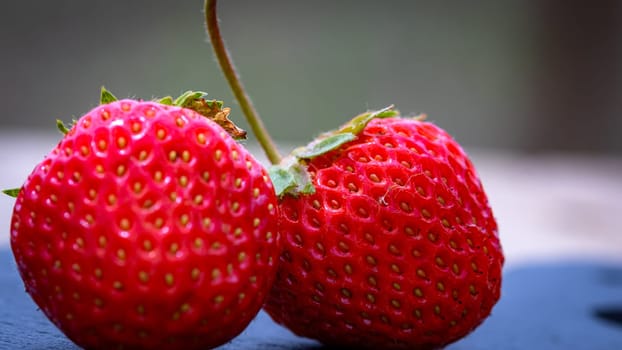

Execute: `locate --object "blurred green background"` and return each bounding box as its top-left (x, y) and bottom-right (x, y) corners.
top-left (1, 0), bottom-right (621, 154)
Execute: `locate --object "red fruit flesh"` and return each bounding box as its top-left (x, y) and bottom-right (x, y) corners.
top-left (265, 117), bottom-right (503, 349)
top-left (9, 100), bottom-right (280, 349)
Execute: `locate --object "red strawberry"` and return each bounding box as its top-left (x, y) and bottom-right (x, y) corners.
top-left (264, 109), bottom-right (503, 349)
top-left (7, 90), bottom-right (280, 349)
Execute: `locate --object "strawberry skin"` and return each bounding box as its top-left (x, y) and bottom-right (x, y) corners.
top-left (265, 117), bottom-right (503, 349)
top-left (9, 100), bottom-right (280, 349)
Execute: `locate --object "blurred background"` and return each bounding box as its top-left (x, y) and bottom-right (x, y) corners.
top-left (1, 0), bottom-right (621, 154)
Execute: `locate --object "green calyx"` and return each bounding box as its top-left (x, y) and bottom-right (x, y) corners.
top-left (2, 188), bottom-right (20, 198)
top-left (156, 89), bottom-right (247, 140)
top-left (169, 91), bottom-right (247, 140)
top-left (56, 119), bottom-right (75, 135)
top-left (293, 105), bottom-right (397, 159)
top-left (268, 157), bottom-right (315, 198)
top-left (269, 105), bottom-right (398, 198)
top-left (101, 87), bottom-right (246, 140)
top-left (11, 88), bottom-right (246, 198)
top-left (100, 86), bottom-right (118, 104)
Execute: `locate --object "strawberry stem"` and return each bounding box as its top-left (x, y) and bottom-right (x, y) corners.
top-left (204, 0), bottom-right (282, 165)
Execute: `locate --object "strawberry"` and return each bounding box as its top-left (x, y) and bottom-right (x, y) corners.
top-left (6, 90), bottom-right (280, 349)
top-left (264, 108), bottom-right (503, 349)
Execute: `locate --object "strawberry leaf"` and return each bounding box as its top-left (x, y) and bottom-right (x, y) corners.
top-left (2, 188), bottom-right (20, 197)
top-left (176, 92), bottom-right (247, 140)
top-left (269, 166), bottom-right (296, 197)
top-left (100, 87), bottom-right (118, 104)
top-left (338, 105), bottom-right (397, 135)
top-left (274, 105), bottom-right (400, 197)
top-left (269, 158), bottom-right (315, 198)
top-left (294, 133), bottom-right (356, 159)
top-left (56, 119), bottom-right (71, 135)
top-left (206, 100), bottom-right (224, 109)
top-left (294, 105), bottom-right (397, 160)
top-left (158, 96), bottom-right (174, 105)
top-left (173, 91), bottom-right (208, 107)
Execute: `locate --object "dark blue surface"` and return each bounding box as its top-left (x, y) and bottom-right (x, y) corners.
top-left (2, 247), bottom-right (621, 349)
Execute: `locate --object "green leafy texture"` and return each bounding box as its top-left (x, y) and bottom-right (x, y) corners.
top-left (269, 166), bottom-right (296, 197)
top-left (100, 87), bottom-right (118, 104)
top-left (206, 100), bottom-right (224, 109)
top-left (158, 96), bottom-right (174, 105)
top-left (295, 105), bottom-right (397, 160)
top-left (337, 105), bottom-right (397, 135)
top-left (273, 105), bottom-right (399, 197)
top-left (268, 157), bottom-right (315, 198)
top-left (56, 119), bottom-right (71, 135)
top-left (173, 91), bottom-right (208, 107)
top-left (293, 133), bottom-right (356, 159)
top-left (175, 91), bottom-right (247, 140)
top-left (2, 188), bottom-right (20, 198)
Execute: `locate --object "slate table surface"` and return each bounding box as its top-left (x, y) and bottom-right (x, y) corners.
top-left (1, 133), bottom-right (622, 349)
top-left (2, 248), bottom-right (622, 349)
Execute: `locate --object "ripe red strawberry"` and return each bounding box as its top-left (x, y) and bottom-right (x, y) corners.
top-left (7, 91), bottom-right (280, 349)
top-left (264, 109), bottom-right (503, 349)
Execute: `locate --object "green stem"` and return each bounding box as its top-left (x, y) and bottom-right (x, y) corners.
top-left (204, 0), bottom-right (282, 165)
